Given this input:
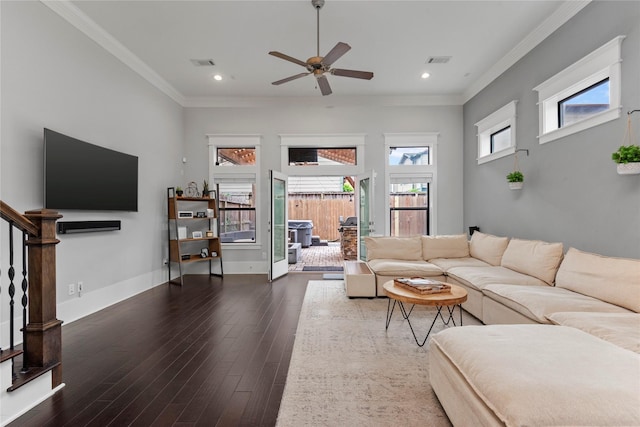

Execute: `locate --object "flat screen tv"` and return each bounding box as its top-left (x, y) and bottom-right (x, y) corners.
top-left (44, 128), bottom-right (138, 211)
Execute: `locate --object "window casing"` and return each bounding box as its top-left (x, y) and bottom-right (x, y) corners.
top-left (384, 133), bottom-right (438, 236)
top-left (476, 101), bottom-right (517, 165)
top-left (534, 36), bottom-right (624, 145)
top-left (207, 134), bottom-right (261, 247)
top-left (279, 134), bottom-right (365, 176)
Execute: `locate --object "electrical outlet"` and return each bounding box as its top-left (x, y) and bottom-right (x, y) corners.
top-left (68, 283), bottom-right (75, 295)
top-left (163, 258), bottom-right (168, 265)
top-left (77, 281), bottom-right (83, 296)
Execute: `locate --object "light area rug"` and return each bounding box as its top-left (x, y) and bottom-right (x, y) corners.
top-left (276, 280), bottom-right (481, 427)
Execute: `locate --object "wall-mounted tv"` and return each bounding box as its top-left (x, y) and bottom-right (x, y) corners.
top-left (44, 128), bottom-right (138, 212)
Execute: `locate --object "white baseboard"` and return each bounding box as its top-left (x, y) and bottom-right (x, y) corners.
top-left (57, 267), bottom-right (169, 325)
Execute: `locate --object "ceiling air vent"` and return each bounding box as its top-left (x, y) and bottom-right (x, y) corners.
top-left (190, 59), bottom-right (216, 67)
top-left (425, 56), bottom-right (451, 64)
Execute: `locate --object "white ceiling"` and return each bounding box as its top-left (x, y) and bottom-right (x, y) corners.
top-left (60, 1), bottom-right (588, 105)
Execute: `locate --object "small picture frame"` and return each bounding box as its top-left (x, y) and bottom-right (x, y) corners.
top-left (196, 211), bottom-right (206, 218)
top-left (200, 248), bottom-right (209, 258)
top-left (192, 231), bottom-right (203, 239)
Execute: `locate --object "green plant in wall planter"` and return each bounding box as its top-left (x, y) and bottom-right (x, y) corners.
top-left (507, 171), bottom-right (524, 190)
top-left (612, 145), bottom-right (640, 175)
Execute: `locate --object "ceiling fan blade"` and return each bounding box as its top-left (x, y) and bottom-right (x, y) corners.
top-left (272, 72), bottom-right (311, 85)
top-left (269, 51), bottom-right (308, 68)
top-left (331, 69), bottom-right (374, 80)
top-left (316, 75), bottom-right (332, 96)
top-left (321, 42), bottom-right (351, 66)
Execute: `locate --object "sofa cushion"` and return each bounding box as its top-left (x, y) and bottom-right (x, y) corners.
top-left (556, 248), bottom-right (640, 312)
top-left (429, 325), bottom-right (640, 427)
top-left (546, 312), bottom-right (640, 354)
top-left (421, 234), bottom-right (469, 260)
top-left (366, 259), bottom-right (443, 277)
top-left (447, 266), bottom-right (547, 291)
top-left (468, 232), bottom-right (509, 266)
top-left (482, 284), bottom-right (632, 324)
top-left (429, 257), bottom-right (491, 271)
top-left (500, 238), bottom-right (563, 285)
top-left (363, 236), bottom-right (422, 261)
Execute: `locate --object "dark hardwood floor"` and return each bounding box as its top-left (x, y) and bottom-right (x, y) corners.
top-left (10, 273), bottom-right (319, 427)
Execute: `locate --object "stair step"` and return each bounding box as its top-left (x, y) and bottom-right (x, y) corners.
top-left (0, 348), bottom-right (23, 364)
top-left (7, 362), bottom-right (61, 392)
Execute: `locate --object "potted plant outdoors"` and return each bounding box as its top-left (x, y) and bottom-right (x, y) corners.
top-left (507, 171), bottom-right (524, 190)
top-left (202, 180), bottom-right (210, 198)
top-left (612, 145), bottom-right (640, 175)
top-left (176, 186), bottom-right (184, 197)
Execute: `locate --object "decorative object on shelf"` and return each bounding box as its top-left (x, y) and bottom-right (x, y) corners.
top-left (178, 211), bottom-right (194, 218)
top-left (185, 181), bottom-right (199, 197)
top-left (202, 180), bottom-right (210, 198)
top-left (196, 211), bottom-right (206, 218)
top-left (200, 248), bottom-right (209, 258)
top-left (192, 231), bottom-right (203, 239)
top-left (206, 230), bottom-right (214, 237)
top-left (612, 110), bottom-right (640, 175)
top-left (178, 226), bottom-right (187, 240)
top-left (176, 186), bottom-right (184, 197)
top-left (507, 148), bottom-right (528, 190)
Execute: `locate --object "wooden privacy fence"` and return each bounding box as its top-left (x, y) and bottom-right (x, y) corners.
top-left (288, 193), bottom-right (355, 242)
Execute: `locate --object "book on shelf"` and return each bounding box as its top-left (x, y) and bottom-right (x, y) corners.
top-left (394, 277), bottom-right (451, 295)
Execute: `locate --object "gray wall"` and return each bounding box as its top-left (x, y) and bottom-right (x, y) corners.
top-left (184, 103), bottom-right (463, 273)
top-left (463, 1), bottom-right (640, 258)
top-left (1, 1), bottom-right (184, 323)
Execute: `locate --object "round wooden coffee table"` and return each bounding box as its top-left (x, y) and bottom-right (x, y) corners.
top-left (383, 280), bottom-right (468, 347)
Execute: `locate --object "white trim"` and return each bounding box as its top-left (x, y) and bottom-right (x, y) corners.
top-left (463, 1), bottom-right (591, 102)
top-left (475, 101), bottom-right (518, 164)
top-left (383, 133), bottom-right (439, 236)
top-left (207, 135), bottom-right (262, 247)
top-left (534, 36), bottom-right (624, 144)
top-left (41, 0), bottom-right (185, 106)
top-left (278, 134), bottom-right (366, 176)
top-left (185, 95), bottom-right (464, 108)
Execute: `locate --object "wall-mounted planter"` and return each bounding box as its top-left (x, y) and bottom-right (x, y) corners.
top-left (509, 182), bottom-right (524, 190)
top-left (616, 162), bottom-right (640, 175)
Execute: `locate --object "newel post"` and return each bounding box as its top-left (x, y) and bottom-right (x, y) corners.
top-left (24, 208), bottom-right (63, 387)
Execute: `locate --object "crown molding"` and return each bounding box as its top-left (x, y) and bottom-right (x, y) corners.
top-left (463, 0), bottom-right (591, 103)
top-left (183, 94), bottom-right (464, 108)
top-left (41, 0), bottom-right (186, 106)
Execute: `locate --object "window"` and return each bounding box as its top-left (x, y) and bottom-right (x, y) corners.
top-left (476, 101), bottom-right (517, 165)
top-left (216, 147), bottom-right (256, 166)
top-left (558, 78), bottom-right (610, 127)
top-left (389, 146), bottom-right (430, 165)
top-left (280, 134), bottom-right (365, 176)
top-left (218, 182), bottom-right (256, 243)
top-left (208, 134), bottom-right (261, 247)
top-left (534, 36), bottom-right (624, 144)
top-left (389, 180), bottom-right (430, 236)
top-left (288, 147), bottom-right (356, 166)
top-left (384, 133), bottom-right (438, 235)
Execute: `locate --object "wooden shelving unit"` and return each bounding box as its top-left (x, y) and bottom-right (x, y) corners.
top-left (167, 187), bottom-right (223, 286)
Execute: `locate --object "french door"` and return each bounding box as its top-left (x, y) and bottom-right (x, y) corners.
top-left (357, 171), bottom-right (375, 261)
top-left (269, 170), bottom-right (288, 281)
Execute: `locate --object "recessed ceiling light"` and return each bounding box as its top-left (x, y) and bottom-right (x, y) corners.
top-left (421, 72), bottom-right (430, 79)
top-left (213, 74), bottom-right (223, 81)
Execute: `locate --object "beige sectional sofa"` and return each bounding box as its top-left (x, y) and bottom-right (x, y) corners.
top-left (364, 232), bottom-right (640, 426)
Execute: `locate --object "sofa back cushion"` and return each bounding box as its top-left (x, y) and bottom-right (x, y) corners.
top-left (469, 232), bottom-right (509, 266)
top-left (363, 236), bottom-right (422, 261)
top-left (556, 248), bottom-right (640, 312)
top-left (421, 234), bottom-right (469, 260)
top-left (500, 238), bottom-right (564, 285)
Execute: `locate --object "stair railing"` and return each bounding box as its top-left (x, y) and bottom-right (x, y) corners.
top-left (0, 201), bottom-right (63, 390)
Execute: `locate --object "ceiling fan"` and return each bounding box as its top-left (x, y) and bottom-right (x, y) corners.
top-left (269, 0), bottom-right (374, 96)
